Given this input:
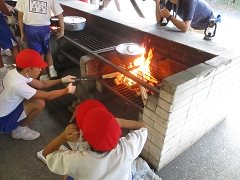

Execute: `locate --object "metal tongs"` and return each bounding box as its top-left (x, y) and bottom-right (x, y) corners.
top-left (73, 76), bottom-right (101, 81)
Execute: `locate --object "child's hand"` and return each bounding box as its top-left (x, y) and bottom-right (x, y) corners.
top-left (61, 75), bottom-right (76, 83)
top-left (67, 83), bottom-right (76, 94)
top-left (64, 124), bottom-right (80, 142)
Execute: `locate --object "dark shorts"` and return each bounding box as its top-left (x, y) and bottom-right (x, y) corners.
top-left (0, 101), bottom-right (24, 133)
top-left (66, 176), bottom-right (74, 180)
top-left (0, 13), bottom-right (18, 49)
top-left (24, 24), bottom-right (51, 55)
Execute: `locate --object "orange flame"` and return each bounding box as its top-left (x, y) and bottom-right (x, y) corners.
top-left (117, 43), bottom-right (158, 87)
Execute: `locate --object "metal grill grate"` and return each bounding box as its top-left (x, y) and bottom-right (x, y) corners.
top-left (63, 25), bottom-right (129, 51)
top-left (98, 78), bottom-right (144, 111)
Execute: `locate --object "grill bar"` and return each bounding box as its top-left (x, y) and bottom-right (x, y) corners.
top-left (98, 78), bottom-right (144, 111)
top-left (92, 52), bottom-right (160, 94)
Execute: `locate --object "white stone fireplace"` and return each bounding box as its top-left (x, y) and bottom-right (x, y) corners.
top-left (140, 54), bottom-right (240, 170)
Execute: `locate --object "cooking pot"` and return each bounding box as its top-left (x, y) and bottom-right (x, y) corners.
top-left (64, 16), bottom-right (86, 31)
top-left (115, 43), bottom-right (145, 65)
top-left (50, 16), bottom-right (86, 31)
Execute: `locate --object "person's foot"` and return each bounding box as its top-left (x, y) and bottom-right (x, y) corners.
top-left (11, 126), bottom-right (40, 140)
top-left (49, 69), bottom-right (58, 79)
top-left (40, 74), bottom-right (50, 81)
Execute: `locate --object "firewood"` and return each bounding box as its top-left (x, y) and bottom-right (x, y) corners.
top-left (102, 72), bottom-right (121, 79)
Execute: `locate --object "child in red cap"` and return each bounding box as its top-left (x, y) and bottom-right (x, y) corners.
top-left (43, 100), bottom-right (148, 180)
top-left (0, 49), bottom-right (76, 140)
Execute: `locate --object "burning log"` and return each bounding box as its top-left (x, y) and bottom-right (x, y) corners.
top-left (102, 72), bottom-right (121, 79)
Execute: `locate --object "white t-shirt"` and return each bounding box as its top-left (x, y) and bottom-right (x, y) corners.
top-left (0, 69), bottom-right (36, 117)
top-left (16, 0), bottom-right (63, 26)
top-left (46, 128), bottom-right (148, 180)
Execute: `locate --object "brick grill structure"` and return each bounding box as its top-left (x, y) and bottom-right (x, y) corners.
top-left (55, 1), bottom-right (240, 171)
top-left (141, 55), bottom-right (240, 170)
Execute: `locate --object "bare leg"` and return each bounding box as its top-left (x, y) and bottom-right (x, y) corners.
top-left (45, 52), bottom-right (53, 66)
top-left (0, 47), bottom-right (4, 68)
top-left (20, 99), bottom-right (45, 127)
top-left (10, 44), bottom-right (20, 62)
top-left (0, 46), bottom-right (7, 75)
top-left (62, 175), bottom-right (68, 180)
top-left (41, 54), bottom-right (48, 75)
top-left (45, 52), bottom-right (57, 78)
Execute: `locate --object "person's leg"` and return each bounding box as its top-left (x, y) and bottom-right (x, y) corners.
top-left (45, 52), bottom-right (57, 79)
top-left (9, 44), bottom-right (20, 62)
top-left (0, 49), bottom-right (4, 68)
top-left (41, 26), bottom-right (57, 79)
top-left (40, 54), bottom-right (49, 80)
top-left (20, 98), bottom-right (45, 126)
top-left (0, 13), bottom-right (19, 64)
top-left (24, 25), bottom-right (50, 80)
top-left (62, 175), bottom-right (68, 180)
top-left (11, 98), bottom-right (45, 140)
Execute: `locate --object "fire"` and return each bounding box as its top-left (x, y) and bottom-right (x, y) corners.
top-left (115, 43), bottom-right (158, 89)
top-left (114, 44), bottom-right (158, 99)
top-left (51, 26), bottom-right (59, 30)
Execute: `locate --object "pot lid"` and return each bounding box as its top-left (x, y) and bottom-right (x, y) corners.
top-left (63, 16), bottom-right (86, 23)
top-left (116, 43), bottom-right (144, 56)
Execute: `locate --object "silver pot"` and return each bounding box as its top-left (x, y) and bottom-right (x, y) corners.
top-left (115, 43), bottom-right (145, 65)
top-left (63, 16), bottom-right (86, 31)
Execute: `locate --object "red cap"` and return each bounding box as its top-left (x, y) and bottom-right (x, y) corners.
top-left (76, 100), bottom-right (122, 151)
top-left (16, 49), bottom-right (48, 68)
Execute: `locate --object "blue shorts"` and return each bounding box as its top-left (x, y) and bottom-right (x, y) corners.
top-left (66, 176), bottom-right (74, 180)
top-left (0, 101), bottom-right (24, 133)
top-left (24, 24), bottom-right (51, 55)
top-left (0, 13), bottom-right (18, 49)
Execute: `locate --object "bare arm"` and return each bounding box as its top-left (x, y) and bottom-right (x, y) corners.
top-left (28, 78), bottom-right (62, 89)
top-left (28, 76), bottom-right (76, 100)
top-left (28, 75), bottom-right (76, 89)
top-left (171, 17), bottom-right (191, 32)
top-left (116, 118), bottom-right (147, 130)
top-left (56, 13), bottom-right (64, 39)
top-left (42, 124), bottom-right (79, 158)
top-left (154, 0), bottom-right (162, 23)
top-left (0, 0), bottom-right (11, 16)
top-left (155, 0), bottom-right (191, 32)
top-left (161, 8), bottom-right (191, 32)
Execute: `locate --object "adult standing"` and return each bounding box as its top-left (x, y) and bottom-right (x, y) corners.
top-left (0, 49), bottom-right (76, 140)
top-left (16, 0), bottom-right (64, 80)
top-left (154, 0), bottom-right (215, 32)
top-left (0, 0), bottom-right (20, 78)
